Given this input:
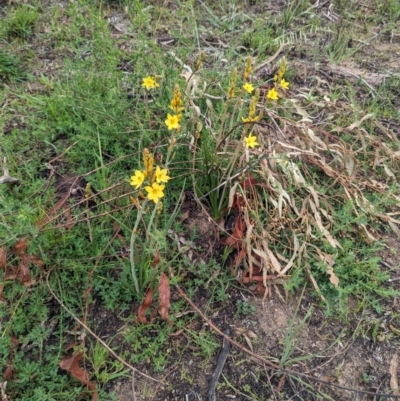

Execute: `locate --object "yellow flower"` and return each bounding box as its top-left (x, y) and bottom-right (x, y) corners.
top-left (165, 113), bottom-right (181, 130)
top-left (84, 183), bottom-right (91, 199)
top-left (154, 166), bottom-right (171, 184)
top-left (145, 182), bottom-right (165, 204)
top-left (130, 170), bottom-right (145, 189)
top-left (141, 76), bottom-right (159, 90)
top-left (267, 87), bottom-right (279, 100)
top-left (245, 134), bottom-right (259, 149)
top-left (249, 88), bottom-right (260, 118)
top-left (274, 57), bottom-right (287, 82)
top-left (280, 78), bottom-right (289, 90)
top-left (243, 82), bottom-right (254, 94)
top-left (170, 99), bottom-right (184, 113)
top-left (242, 116), bottom-right (260, 123)
top-left (170, 85), bottom-right (184, 113)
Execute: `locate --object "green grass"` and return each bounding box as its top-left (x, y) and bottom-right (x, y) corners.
top-left (6, 4), bottom-right (38, 40)
top-left (1, 0), bottom-right (400, 399)
top-left (0, 49), bottom-right (25, 84)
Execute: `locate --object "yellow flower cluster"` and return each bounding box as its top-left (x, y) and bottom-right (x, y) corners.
top-left (230, 58), bottom-right (257, 97)
top-left (165, 85), bottom-right (183, 131)
top-left (243, 56), bottom-right (252, 81)
top-left (268, 57), bottom-right (290, 101)
top-left (195, 51), bottom-right (205, 72)
top-left (130, 149), bottom-right (171, 204)
top-left (242, 57), bottom-right (256, 94)
top-left (242, 89), bottom-right (261, 149)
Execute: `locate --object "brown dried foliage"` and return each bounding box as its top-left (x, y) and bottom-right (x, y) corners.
top-left (59, 350), bottom-right (98, 401)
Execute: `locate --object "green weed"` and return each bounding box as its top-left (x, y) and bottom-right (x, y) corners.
top-left (0, 50), bottom-right (25, 84)
top-left (6, 4), bottom-right (38, 40)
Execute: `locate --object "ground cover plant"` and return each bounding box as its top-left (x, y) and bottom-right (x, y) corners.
top-left (1, 0), bottom-right (400, 400)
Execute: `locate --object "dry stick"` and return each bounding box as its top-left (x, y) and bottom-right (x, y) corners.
top-left (41, 203), bottom-right (134, 232)
top-left (264, 366), bottom-right (279, 401)
top-left (175, 283), bottom-right (400, 399)
top-left (39, 181), bottom-right (127, 229)
top-left (131, 372), bottom-right (137, 401)
top-left (45, 272), bottom-right (161, 383)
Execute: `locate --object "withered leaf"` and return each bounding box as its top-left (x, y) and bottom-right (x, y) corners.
top-left (327, 267), bottom-right (340, 288)
top-left (3, 366), bottom-right (13, 380)
top-left (0, 284), bottom-right (5, 303)
top-left (14, 238), bottom-right (28, 257)
top-left (151, 251), bottom-right (160, 267)
top-left (0, 246), bottom-right (7, 269)
top-left (158, 273), bottom-right (172, 326)
top-left (138, 289), bottom-right (155, 324)
top-left (224, 215), bottom-right (245, 249)
top-left (11, 239), bottom-right (44, 285)
top-left (59, 351), bottom-right (98, 401)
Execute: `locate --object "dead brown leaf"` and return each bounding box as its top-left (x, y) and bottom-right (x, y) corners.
top-left (305, 263), bottom-right (327, 302)
top-left (8, 238), bottom-right (45, 285)
top-left (151, 251), bottom-right (160, 267)
top-left (0, 246), bottom-right (6, 269)
top-left (327, 267), bottom-right (340, 288)
top-left (59, 351), bottom-right (98, 401)
top-left (158, 273), bottom-right (172, 325)
top-left (223, 214), bottom-right (245, 249)
top-left (0, 284), bottom-right (5, 304)
top-left (234, 327), bottom-right (258, 352)
top-left (2, 366), bottom-right (13, 381)
top-left (138, 289), bottom-right (155, 324)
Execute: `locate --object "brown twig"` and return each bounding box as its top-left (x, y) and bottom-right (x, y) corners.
top-left (131, 372), bottom-right (137, 401)
top-left (264, 366), bottom-right (279, 401)
top-left (45, 271), bottom-right (161, 383)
